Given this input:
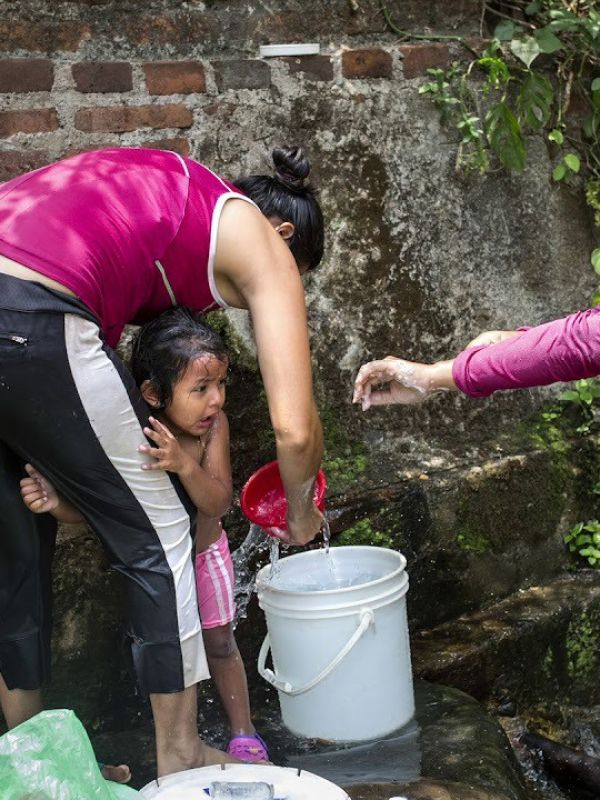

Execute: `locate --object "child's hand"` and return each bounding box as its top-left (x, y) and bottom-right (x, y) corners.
top-left (139, 417), bottom-right (194, 474)
top-left (20, 463), bottom-right (60, 514)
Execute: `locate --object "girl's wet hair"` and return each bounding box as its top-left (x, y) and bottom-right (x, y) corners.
top-left (234, 146), bottom-right (324, 271)
top-left (131, 307), bottom-right (228, 408)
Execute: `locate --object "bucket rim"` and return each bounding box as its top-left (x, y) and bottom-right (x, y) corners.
top-left (256, 545), bottom-right (407, 597)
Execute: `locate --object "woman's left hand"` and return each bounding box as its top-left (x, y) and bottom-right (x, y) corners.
top-left (139, 417), bottom-right (192, 474)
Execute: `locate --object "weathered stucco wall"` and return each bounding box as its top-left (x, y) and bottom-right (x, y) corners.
top-left (0, 0), bottom-right (598, 732)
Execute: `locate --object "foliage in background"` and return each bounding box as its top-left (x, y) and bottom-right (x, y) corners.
top-left (413, 1), bottom-right (600, 179)
top-left (383, 0), bottom-right (600, 294)
top-left (333, 517), bottom-right (394, 548)
top-left (565, 518), bottom-right (600, 565)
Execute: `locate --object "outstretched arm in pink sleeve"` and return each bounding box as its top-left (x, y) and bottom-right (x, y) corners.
top-left (453, 307), bottom-right (600, 397)
top-left (353, 307), bottom-right (600, 408)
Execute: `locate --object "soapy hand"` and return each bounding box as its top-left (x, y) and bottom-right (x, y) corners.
top-left (353, 357), bottom-right (431, 410)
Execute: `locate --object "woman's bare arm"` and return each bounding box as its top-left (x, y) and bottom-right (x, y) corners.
top-left (215, 200), bottom-right (323, 545)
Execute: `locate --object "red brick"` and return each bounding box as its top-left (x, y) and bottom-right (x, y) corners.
top-left (74, 104), bottom-right (193, 133)
top-left (283, 55), bottom-right (333, 82)
top-left (144, 62), bottom-right (206, 95)
top-left (122, 12), bottom-right (211, 47)
top-left (0, 60), bottom-right (54, 93)
top-left (145, 137), bottom-right (190, 157)
top-left (400, 44), bottom-right (450, 79)
top-left (212, 60), bottom-right (271, 91)
top-left (0, 149), bottom-right (51, 181)
top-left (72, 62), bottom-right (133, 93)
top-left (0, 22), bottom-right (89, 53)
top-left (342, 49), bottom-right (392, 79)
top-left (0, 109), bottom-right (59, 137)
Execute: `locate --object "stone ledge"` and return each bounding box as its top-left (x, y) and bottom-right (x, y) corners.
top-left (412, 572), bottom-right (600, 707)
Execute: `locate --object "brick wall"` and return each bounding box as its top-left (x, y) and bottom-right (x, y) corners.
top-left (0, 0), bottom-right (482, 180)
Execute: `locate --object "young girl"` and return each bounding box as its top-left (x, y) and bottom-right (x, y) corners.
top-left (20, 307), bottom-right (269, 763)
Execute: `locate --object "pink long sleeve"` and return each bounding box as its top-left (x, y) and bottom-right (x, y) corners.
top-left (452, 307), bottom-right (600, 398)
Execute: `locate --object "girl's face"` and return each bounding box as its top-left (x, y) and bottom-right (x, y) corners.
top-left (164, 353), bottom-right (228, 437)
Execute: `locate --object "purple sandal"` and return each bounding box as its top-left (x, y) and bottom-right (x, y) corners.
top-left (227, 732), bottom-right (269, 763)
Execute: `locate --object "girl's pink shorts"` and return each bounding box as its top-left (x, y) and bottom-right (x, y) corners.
top-left (195, 529), bottom-right (236, 629)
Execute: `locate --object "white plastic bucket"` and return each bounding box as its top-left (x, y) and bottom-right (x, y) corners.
top-left (140, 764), bottom-right (350, 799)
top-left (256, 546), bottom-right (414, 742)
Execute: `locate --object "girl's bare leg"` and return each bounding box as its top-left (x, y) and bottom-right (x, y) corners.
top-left (203, 626), bottom-right (253, 736)
top-left (150, 684), bottom-right (236, 777)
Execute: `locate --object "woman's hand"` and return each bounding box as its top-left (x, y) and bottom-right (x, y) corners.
top-left (353, 357), bottom-right (433, 409)
top-left (20, 463), bottom-right (59, 514)
top-left (276, 502), bottom-right (324, 546)
top-left (139, 417), bottom-right (194, 475)
top-left (353, 356), bottom-right (457, 410)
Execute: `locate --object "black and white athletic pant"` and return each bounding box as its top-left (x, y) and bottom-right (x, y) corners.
top-left (0, 273), bottom-right (209, 695)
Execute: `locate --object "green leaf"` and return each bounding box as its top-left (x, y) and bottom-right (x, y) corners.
top-left (485, 102), bottom-right (526, 171)
top-left (525, 1), bottom-right (541, 13)
top-left (511, 36), bottom-right (541, 68)
top-left (517, 72), bottom-right (554, 129)
top-left (560, 389), bottom-right (580, 401)
top-left (592, 77), bottom-right (600, 92)
top-left (592, 249), bottom-right (600, 275)
top-left (548, 128), bottom-right (564, 144)
top-left (573, 522), bottom-right (584, 535)
top-left (553, 162), bottom-right (567, 181)
top-left (548, 10), bottom-right (581, 32)
top-left (534, 27), bottom-right (562, 54)
top-left (478, 56), bottom-right (511, 87)
top-left (582, 114), bottom-right (599, 139)
top-left (494, 20), bottom-right (519, 41)
top-left (564, 153), bottom-right (580, 173)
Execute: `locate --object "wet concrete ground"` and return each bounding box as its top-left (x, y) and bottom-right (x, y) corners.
top-left (94, 681), bottom-right (526, 800)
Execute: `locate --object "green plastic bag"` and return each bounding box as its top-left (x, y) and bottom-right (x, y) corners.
top-left (0, 709), bottom-right (140, 800)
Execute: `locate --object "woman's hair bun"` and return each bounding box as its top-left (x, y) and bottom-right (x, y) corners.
top-left (272, 146), bottom-right (312, 193)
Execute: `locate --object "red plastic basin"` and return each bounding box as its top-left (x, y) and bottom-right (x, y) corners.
top-left (240, 460), bottom-right (327, 533)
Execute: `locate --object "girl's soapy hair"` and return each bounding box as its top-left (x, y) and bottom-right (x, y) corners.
top-left (131, 306), bottom-right (228, 408)
top-left (234, 145), bottom-right (324, 271)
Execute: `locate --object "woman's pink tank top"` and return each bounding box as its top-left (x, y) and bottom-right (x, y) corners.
top-left (0, 148), bottom-right (253, 347)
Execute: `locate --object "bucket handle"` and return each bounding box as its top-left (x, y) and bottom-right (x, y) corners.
top-left (257, 607), bottom-right (375, 696)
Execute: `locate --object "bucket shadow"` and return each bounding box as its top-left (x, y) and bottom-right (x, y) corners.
top-left (282, 717), bottom-right (421, 786)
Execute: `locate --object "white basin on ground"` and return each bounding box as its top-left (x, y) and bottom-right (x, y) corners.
top-left (140, 763), bottom-right (350, 800)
